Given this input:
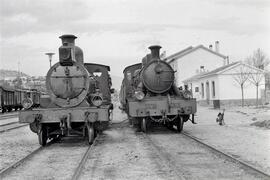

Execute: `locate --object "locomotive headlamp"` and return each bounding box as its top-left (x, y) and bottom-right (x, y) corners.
top-left (59, 47), bottom-right (74, 66)
top-left (22, 98), bottom-right (33, 109)
top-left (91, 95), bottom-right (103, 107)
top-left (183, 91), bottom-right (193, 99)
top-left (134, 91), bottom-right (145, 100)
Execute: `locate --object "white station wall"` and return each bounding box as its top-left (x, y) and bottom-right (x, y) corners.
top-left (172, 48), bottom-right (225, 87)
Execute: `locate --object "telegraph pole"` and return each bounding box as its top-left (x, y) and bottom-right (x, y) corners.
top-left (45, 53), bottom-right (55, 68)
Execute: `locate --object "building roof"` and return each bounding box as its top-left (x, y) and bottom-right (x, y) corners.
top-left (164, 45), bottom-right (227, 63)
top-left (183, 61), bottom-right (266, 83)
top-left (199, 61), bottom-right (240, 78)
top-left (182, 62), bottom-right (239, 83)
top-left (84, 63), bottom-right (110, 71)
top-left (123, 63), bottom-right (142, 73)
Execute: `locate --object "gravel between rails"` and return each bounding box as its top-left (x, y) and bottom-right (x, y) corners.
top-left (147, 127), bottom-right (269, 180)
top-left (0, 145), bottom-right (45, 179)
top-left (0, 126), bottom-right (40, 172)
top-left (2, 138), bottom-right (90, 180)
top-left (71, 135), bottom-right (100, 180)
top-left (79, 121), bottom-right (178, 180)
top-left (181, 131), bottom-right (270, 179)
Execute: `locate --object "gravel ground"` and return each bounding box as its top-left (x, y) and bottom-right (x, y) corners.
top-left (3, 138), bottom-right (89, 180)
top-left (184, 105), bottom-right (270, 174)
top-left (148, 128), bottom-right (267, 179)
top-left (0, 125), bottom-right (40, 172)
top-left (80, 122), bottom-right (172, 180)
top-left (80, 116), bottom-right (266, 179)
top-left (1, 104), bottom-right (269, 179)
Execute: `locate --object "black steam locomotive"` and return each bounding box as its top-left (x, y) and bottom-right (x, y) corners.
top-left (120, 45), bottom-right (197, 132)
top-left (19, 35), bottom-right (114, 146)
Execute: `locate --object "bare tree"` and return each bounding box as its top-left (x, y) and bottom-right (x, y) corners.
top-left (248, 71), bottom-right (264, 107)
top-left (246, 48), bottom-right (268, 107)
top-left (245, 48), bottom-right (269, 70)
top-left (233, 64), bottom-right (250, 107)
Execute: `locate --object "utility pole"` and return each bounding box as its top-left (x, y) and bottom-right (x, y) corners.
top-left (17, 61), bottom-right (21, 89)
top-left (45, 53), bottom-right (55, 68)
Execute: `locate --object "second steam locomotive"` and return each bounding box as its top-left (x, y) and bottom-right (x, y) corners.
top-left (120, 45), bottom-right (197, 132)
top-left (19, 35), bottom-right (114, 146)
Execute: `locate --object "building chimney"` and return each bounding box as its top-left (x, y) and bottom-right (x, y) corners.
top-left (200, 66), bottom-right (205, 73)
top-left (226, 56), bottom-right (229, 65)
top-left (209, 45), bottom-right (213, 50)
top-left (215, 41), bottom-right (219, 53)
top-left (149, 45), bottom-right (162, 59)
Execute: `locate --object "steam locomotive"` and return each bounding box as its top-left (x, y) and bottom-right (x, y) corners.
top-left (19, 35), bottom-right (114, 146)
top-left (120, 45), bottom-right (197, 132)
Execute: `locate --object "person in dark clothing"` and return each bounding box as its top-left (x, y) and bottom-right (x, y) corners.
top-left (216, 109), bottom-right (225, 125)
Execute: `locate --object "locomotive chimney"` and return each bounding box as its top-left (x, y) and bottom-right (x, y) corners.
top-left (149, 45), bottom-right (162, 59)
top-left (59, 34), bottom-right (77, 46)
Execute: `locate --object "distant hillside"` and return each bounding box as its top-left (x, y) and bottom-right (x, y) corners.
top-left (0, 69), bottom-right (29, 79)
top-left (111, 75), bottom-right (123, 91)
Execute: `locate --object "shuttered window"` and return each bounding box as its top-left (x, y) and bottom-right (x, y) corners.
top-left (212, 81), bottom-right (215, 98)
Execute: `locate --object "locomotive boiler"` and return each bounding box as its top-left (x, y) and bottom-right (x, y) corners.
top-left (120, 45), bottom-right (197, 132)
top-left (19, 35), bottom-right (113, 146)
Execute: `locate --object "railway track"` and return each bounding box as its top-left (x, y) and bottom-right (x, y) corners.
top-left (71, 135), bottom-right (99, 180)
top-left (139, 126), bottom-right (270, 179)
top-left (0, 142), bottom-right (52, 179)
top-left (140, 133), bottom-right (185, 180)
top-left (0, 122), bottom-right (28, 133)
top-left (181, 131), bottom-right (270, 179)
top-left (0, 112), bottom-right (18, 120)
top-left (0, 134), bottom-right (99, 180)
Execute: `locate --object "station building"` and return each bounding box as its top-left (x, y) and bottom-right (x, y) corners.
top-left (182, 62), bottom-right (266, 107)
top-left (163, 41), bottom-right (228, 87)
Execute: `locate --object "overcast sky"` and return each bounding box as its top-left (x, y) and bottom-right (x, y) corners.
top-left (0, 0), bottom-right (269, 77)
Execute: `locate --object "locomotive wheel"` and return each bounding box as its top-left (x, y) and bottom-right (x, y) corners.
top-left (177, 116), bottom-right (184, 133)
top-left (141, 118), bottom-right (147, 133)
top-left (87, 124), bottom-right (95, 145)
top-left (128, 117), bottom-right (132, 126)
top-left (166, 122), bottom-right (173, 130)
top-left (38, 127), bottom-right (47, 146)
top-left (128, 117), bottom-right (134, 126)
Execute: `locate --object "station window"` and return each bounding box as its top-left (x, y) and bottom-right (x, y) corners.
top-left (195, 87), bottom-right (199, 92)
top-left (212, 81), bottom-right (215, 98)
top-left (201, 83), bottom-right (204, 98)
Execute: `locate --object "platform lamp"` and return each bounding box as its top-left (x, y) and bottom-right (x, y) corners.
top-left (45, 53), bottom-right (55, 68)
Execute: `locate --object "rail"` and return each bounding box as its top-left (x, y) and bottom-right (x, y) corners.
top-left (0, 139), bottom-right (55, 179)
top-left (0, 113), bottom-right (18, 120)
top-left (71, 135), bottom-right (99, 180)
top-left (182, 131), bottom-right (270, 179)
